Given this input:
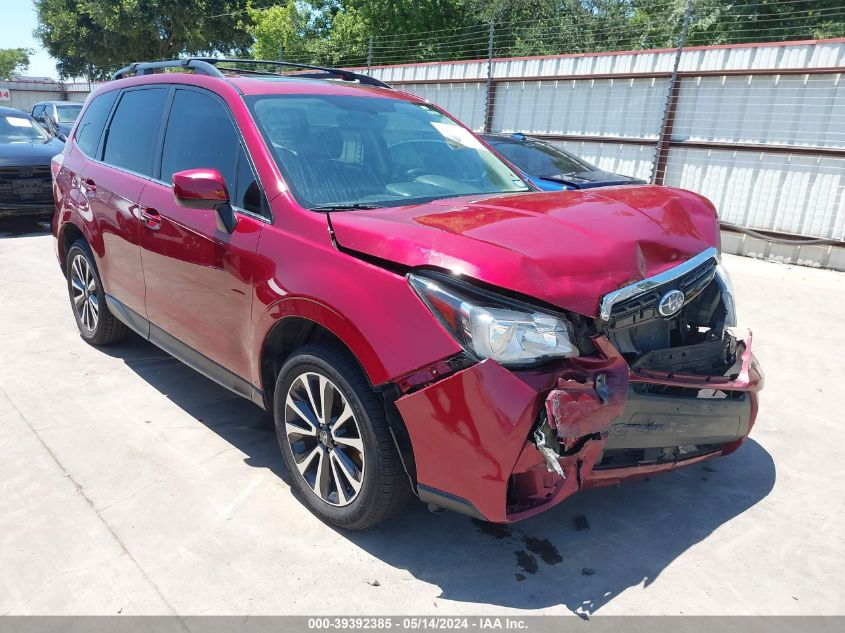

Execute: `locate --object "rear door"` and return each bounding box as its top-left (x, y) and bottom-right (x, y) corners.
top-left (85, 86), bottom-right (169, 322)
top-left (138, 86), bottom-right (268, 384)
top-left (58, 88), bottom-right (117, 234)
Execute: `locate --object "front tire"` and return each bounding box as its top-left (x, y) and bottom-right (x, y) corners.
top-left (66, 240), bottom-right (128, 345)
top-left (273, 343), bottom-right (410, 529)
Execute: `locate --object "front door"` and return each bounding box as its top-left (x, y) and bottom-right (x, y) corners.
top-left (138, 87), bottom-right (268, 384)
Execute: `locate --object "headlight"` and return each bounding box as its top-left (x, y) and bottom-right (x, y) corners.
top-left (715, 263), bottom-right (737, 327)
top-left (408, 272), bottom-right (579, 366)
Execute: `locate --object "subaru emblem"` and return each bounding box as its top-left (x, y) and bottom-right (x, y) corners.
top-left (658, 289), bottom-right (685, 317)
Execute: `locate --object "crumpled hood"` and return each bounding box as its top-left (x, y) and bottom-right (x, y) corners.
top-left (329, 185), bottom-right (720, 317)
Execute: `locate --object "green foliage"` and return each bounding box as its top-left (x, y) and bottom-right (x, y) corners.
top-left (308, 7), bottom-right (370, 66)
top-left (345, 0), bottom-right (471, 37)
top-left (249, 2), bottom-right (370, 66)
top-left (0, 48), bottom-right (31, 79)
top-left (34, 0), bottom-right (845, 75)
top-left (249, 2), bottom-right (311, 60)
top-left (684, 0), bottom-right (845, 46)
top-left (34, 0), bottom-right (270, 79)
top-left (266, 0), bottom-right (845, 66)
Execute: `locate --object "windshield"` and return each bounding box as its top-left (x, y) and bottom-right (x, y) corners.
top-left (246, 94), bottom-right (529, 209)
top-left (0, 114), bottom-right (50, 144)
top-left (491, 139), bottom-right (594, 179)
top-left (56, 104), bottom-right (83, 123)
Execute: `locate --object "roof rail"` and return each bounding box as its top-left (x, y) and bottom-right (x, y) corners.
top-left (111, 58), bottom-right (390, 89)
top-left (111, 59), bottom-right (224, 81)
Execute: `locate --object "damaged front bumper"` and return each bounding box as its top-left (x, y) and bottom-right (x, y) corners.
top-left (395, 330), bottom-right (762, 523)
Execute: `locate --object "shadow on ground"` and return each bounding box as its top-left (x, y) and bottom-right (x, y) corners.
top-left (104, 333), bottom-right (776, 616)
top-left (0, 217), bottom-right (52, 238)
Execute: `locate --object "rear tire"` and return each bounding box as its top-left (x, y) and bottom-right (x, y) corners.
top-left (66, 239), bottom-right (128, 346)
top-left (273, 343), bottom-right (410, 529)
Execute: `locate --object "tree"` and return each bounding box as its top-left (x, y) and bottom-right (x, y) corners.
top-left (306, 7), bottom-right (370, 66)
top-left (345, 0), bottom-right (470, 36)
top-left (249, 2), bottom-right (370, 67)
top-left (0, 48), bottom-right (31, 79)
top-left (629, 0), bottom-right (845, 50)
top-left (345, 0), bottom-right (479, 64)
top-left (33, 0), bottom-right (845, 78)
top-left (249, 2), bottom-right (312, 61)
top-left (34, 0), bottom-right (272, 79)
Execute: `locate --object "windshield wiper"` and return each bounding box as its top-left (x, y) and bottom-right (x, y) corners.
top-left (310, 203), bottom-right (382, 211)
top-left (537, 174), bottom-right (571, 184)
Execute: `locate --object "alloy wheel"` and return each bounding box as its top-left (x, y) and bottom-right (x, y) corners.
top-left (283, 372), bottom-right (365, 507)
top-left (70, 254), bottom-right (99, 332)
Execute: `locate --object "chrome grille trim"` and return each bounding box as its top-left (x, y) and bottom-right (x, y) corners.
top-left (599, 247), bottom-right (720, 321)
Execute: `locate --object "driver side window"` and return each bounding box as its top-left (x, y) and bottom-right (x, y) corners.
top-left (160, 89), bottom-right (267, 217)
top-left (161, 90), bottom-right (237, 191)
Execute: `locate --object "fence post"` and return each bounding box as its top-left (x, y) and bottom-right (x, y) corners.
top-left (367, 36), bottom-right (374, 74)
top-left (483, 20), bottom-right (495, 133)
top-left (651, 0), bottom-right (693, 185)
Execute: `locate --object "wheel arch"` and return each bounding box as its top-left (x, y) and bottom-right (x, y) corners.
top-left (57, 221), bottom-right (87, 275)
top-left (257, 309), bottom-right (419, 491)
top-left (259, 315), bottom-right (366, 407)
top-left (57, 216), bottom-right (101, 275)
top-left (256, 295), bottom-right (395, 397)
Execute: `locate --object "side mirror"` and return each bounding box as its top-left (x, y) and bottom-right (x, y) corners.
top-left (172, 168), bottom-right (237, 233)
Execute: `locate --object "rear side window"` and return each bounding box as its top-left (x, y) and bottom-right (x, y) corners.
top-left (75, 90), bottom-right (118, 158)
top-left (103, 88), bottom-right (167, 176)
top-left (160, 89), bottom-right (238, 191)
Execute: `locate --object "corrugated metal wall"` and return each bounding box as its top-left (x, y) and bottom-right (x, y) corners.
top-left (398, 82), bottom-right (487, 131)
top-left (370, 40), bottom-right (845, 240)
top-left (0, 80), bottom-right (98, 112)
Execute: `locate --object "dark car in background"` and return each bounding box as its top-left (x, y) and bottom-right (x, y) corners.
top-left (482, 132), bottom-right (646, 191)
top-left (31, 101), bottom-right (83, 141)
top-left (0, 106), bottom-right (64, 218)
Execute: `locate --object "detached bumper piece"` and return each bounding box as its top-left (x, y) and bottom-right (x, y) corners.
top-left (396, 331), bottom-right (762, 523)
top-left (507, 337), bottom-right (629, 521)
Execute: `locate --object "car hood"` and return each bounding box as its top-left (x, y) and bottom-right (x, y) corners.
top-left (0, 138), bottom-right (64, 166)
top-left (329, 185), bottom-right (720, 317)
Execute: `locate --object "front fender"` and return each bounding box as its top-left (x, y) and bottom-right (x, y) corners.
top-left (250, 205), bottom-right (463, 390)
top-left (255, 296), bottom-right (391, 388)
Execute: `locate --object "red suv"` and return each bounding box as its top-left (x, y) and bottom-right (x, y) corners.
top-left (52, 59), bottom-right (763, 529)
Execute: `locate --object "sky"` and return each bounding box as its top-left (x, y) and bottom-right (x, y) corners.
top-left (1, 0), bottom-right (59, 79)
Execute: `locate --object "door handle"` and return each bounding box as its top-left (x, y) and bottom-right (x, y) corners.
top-left (81, 177), bottom-right (96, 194)
top-left (140, 207), bottom-right (162, 231)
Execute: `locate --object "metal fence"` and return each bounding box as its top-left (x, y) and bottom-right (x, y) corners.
top-left (358, 38), bottom-right (845, 241)
top-left (280, 0), bottom-right (842, 243)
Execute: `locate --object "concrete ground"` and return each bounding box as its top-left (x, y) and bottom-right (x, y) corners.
top-left (1, 218), bottom-right (843, 616)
